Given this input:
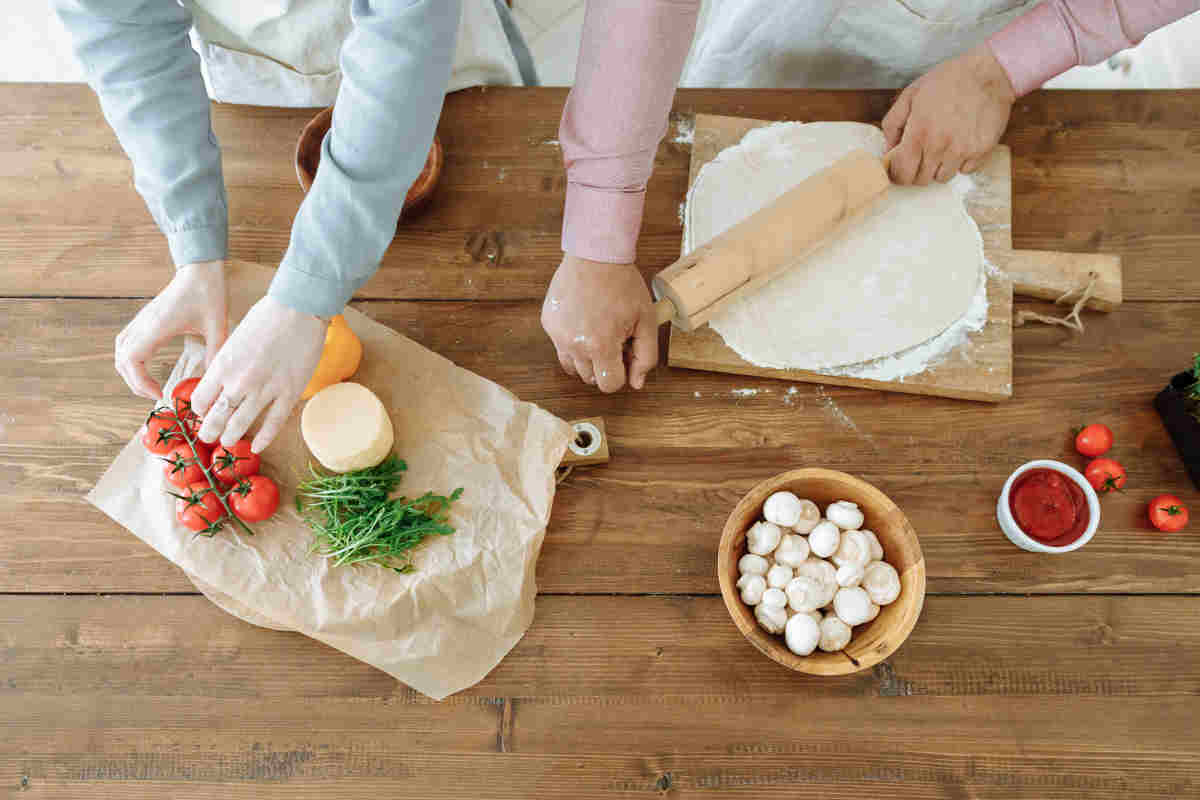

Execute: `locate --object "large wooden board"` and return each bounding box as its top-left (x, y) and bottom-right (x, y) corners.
top-left (667, 114), bottom-right (1010, 402)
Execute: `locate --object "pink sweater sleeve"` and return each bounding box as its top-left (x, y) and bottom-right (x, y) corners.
top-left (558, 0), bottom-right (701, 264)
top-left (989, 1), bottom-right (1199, 96)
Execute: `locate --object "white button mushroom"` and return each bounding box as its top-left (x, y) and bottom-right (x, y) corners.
top-left (818, 614), bottom-right (852, 652)
top-left (832, 586), bottom-right (874, 626)
top-left (788, 608), bottom-right (823, 625)
top-left (861, 529), bottom-right (884, 562)
top-left (791, 499), bottom-right (821, 534)
top-left (760, 587), bottom-right (788, 608)
top-left (835, 562), bottom-right (865, 588)
top-left (864, 602), bottom-right (881, 622)
top-left (784, 612), bottom-right (820, 656)
top-left (826, 500), bottom-right (865, 531)
top-left (738, 573), bottom-right (766, 605)
top-left (808, 520), bottom-right (840, 558)
top-left (738, 553), bottom-right (769, 576)
top-left (793, 558), bottom-right (838, 608)
top-left (773, 534), bottom-right (810, 567)
top-left (862, 561), bottom-right (901, 606)
top-left (746, 520), bottom-right (783, 556)
top-left (832, 530), bottom-right (872, 569)
top-left (763, 491), bottom-right (806, 528)
top-left (766, 563), bottom-right (793, 590)
top-left (756, 602), bottom-right (788, 634)
top-left (784, 575), bottom-right (825, 613)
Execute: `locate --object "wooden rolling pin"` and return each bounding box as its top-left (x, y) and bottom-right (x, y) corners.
top-left (653, 149), bottom-right (890, 331)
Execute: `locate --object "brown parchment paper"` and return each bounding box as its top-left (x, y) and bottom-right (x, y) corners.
top-left (87, 262), bottom-right (572, 699)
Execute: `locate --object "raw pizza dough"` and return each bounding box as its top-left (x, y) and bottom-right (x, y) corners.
top-left (684, 121), bottom-right (984, 371)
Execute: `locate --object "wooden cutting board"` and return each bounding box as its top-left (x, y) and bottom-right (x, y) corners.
top-left (666, 114), bottom-right (1121, 402)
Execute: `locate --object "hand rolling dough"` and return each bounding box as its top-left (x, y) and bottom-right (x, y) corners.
top-left (684, 122), bottom-right (984, 370)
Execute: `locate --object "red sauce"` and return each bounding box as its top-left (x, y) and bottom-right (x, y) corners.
top-left (1009, 468), bottom-right (1090, 547)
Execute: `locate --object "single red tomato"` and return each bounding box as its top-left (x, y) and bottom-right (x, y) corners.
top-left (1084, 457), bottom-right (1127, 495)
top-left (1148, 495), bottom-right (1189, 532)
top-left (1074, 423), bottom-right (1114, 458)
top-left (174, 482), bottom-right (225, 532)
top-left (162, 444), bottom-right (207, 489)
top-left (211, 440), bottom-right (261, 484)
top-left (171, 377), bottom-right (203, 427)
top-left (228, 475), bottom-right (280, 522)
top-left (142, 410), bottom-right (188, 455)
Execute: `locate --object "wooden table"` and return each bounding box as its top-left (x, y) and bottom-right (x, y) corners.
top-left (2, 85), bottom-right (1199, 799)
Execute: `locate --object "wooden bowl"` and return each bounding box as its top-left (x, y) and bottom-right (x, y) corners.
top-left (718, 468), bottom-right (926, 675)
top-left (295, 106), bottom-right (443, 222)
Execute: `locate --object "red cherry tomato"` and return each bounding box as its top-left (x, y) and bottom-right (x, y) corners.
top-left (142, 410), bottom-right (189, 455)
top-left (171, 377), bottom-right (203, 427)
top-left (1148, 495), bottom-right (1189, 532)
top-left (211, 440), bottom-right (261, 485)
top-left (162, 444), bottom-right (207, 489)
top-left (174, 482), bottom-right (225, 532)
top-left (228, 475), bottom-right (280, 522)
top-left (1084, 457), bottom-right (1127, 495)
top-left (1074, 423), bottom-right (1113, 458)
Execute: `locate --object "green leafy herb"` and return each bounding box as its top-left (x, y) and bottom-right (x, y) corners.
top-left (296, 455), bottom-right (463, 573)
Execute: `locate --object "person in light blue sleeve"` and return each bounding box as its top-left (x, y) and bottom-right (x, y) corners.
top-left (54, 0), bottom-right (535, 453)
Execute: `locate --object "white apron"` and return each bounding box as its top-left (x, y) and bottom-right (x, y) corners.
top-left (684, 0), bottom-right (1039, 89)
top-left (186, 0), bottom-right (531, 106)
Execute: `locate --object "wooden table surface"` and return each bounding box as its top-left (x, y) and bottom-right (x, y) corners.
top-left (2, 85), bottom-right (1199, 799)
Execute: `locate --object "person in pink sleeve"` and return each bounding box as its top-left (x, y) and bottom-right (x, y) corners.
top-left (542, 0), bottom-right (1198, 393)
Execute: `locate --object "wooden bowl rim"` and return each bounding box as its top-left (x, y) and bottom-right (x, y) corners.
top-left (717, 468), bottom-right (926, 676)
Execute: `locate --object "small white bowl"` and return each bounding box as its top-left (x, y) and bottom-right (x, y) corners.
top-left (997, 459), bottom-right (1100, 553)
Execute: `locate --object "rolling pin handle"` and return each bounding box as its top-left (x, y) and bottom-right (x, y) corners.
top-left (654, 297), bottom-right (677, 327)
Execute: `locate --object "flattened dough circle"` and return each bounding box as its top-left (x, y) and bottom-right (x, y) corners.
top-left (684, 122), bottom-right (984, 370)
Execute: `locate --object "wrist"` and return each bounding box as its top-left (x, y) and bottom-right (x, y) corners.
top-left (971, 42), bottom-right (1017, 104)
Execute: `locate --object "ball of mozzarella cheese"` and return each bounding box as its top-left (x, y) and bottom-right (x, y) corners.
top-left (784, 612), bottom-right (820, 656)
top-left (738, 553), bottom-right (769, 576)
top-left (862, 561), bottom-right (901, 606)
top-left (763, 492), bottom-right (805, 528)
top-left (808, 520), bottom-right (840, 558)
top-left (826, 500), bottom-right (865, 531)
top-left (756, 602), bottom-right (788, 634)
top-left (773, 534), bottom-right (810, 567)
top-left (818, 614), bottom-right (852, 652)
top-left (746, 521), bottom-right (783, 555)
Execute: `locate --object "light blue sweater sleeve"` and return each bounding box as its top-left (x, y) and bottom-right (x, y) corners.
top-left (54, 0), bottom-right (228, 267)
top-left (270, 0), bottom-right (462, 317)
top-left (56, 0), bottom-right (461, 318)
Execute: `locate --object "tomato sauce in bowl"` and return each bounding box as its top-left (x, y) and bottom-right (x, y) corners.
top-left (1008, 468), bottom-right (1090, 547)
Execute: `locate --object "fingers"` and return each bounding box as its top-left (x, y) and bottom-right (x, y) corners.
top-left (572, 356), bottom-right (596, 386)
top-left (914, 143), bottom-right (944, 186)
top-left (627, 311), bottom-right (658, 390)
top-left (189, 368), bottom-right (223, 418)
top-left (114, 325), bottom-right (166, 400)
top-left (881, 87), bottom-right (913, 150)
top-left (556, 351), bottom-right (578, 378)
top-left (251, 397), bottom-right (292, 454)
top-left (220, 390), bottom-right (268, 448)
top-left (197, 387), bottom-right (245, 443)
top-left (887, 132), bottom-right (923, 186)
top-left (593, 349), bottom-right (627, 394)
top-left (961, 157), bottom-right (981, 174)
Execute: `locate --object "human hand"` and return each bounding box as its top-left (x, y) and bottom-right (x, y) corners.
top-left (189, 294), bottom-right (328, 453)
top-left (882, 43), bottom-right (1016, 185)
top-left (541, 255), bottom-right (658, 392)
top-left (115, 260), bottom-right (227, 400)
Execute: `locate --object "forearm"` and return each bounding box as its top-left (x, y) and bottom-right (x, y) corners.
top-left (559, 0), bottom-right (701, 264)
top-left (55, 0), bottom-right (227, 266)
top-left (270, 0), bottom-right (460, 318)
top-left (988, 0), bottom-right (1200, 96)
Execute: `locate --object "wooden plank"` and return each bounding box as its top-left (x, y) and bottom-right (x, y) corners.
top-left (3, 595), bottom-right (1199, 799)
top-left (0, 85), bottom-right (1195, 303)
top-left (993, 249), bottom-right (1122, 311)
top-left (668, 114), bottom-right (1014, 402)
top-left (2, 297), bottom-right (1200, 594)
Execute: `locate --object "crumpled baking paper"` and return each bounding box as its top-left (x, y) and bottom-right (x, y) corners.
top-left (87, 262), bottom-right (572, 699)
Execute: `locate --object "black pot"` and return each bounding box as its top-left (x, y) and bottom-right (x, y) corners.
top-left (1154, 371), bottom-right (1200, 490)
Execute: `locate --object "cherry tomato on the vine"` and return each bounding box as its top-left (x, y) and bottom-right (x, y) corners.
top-left (142, 410), bottom-right (189, 455)
top-left (171, 377), bottom-right (203, 428)
top-left (174, 482), bottom-right (226, 532)
top-left (211, 440), bottom-right (261, 484)
top-left (162, 444), bottom-right (207, 489)
top-left (229, 475), bottom-right (280, 522)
